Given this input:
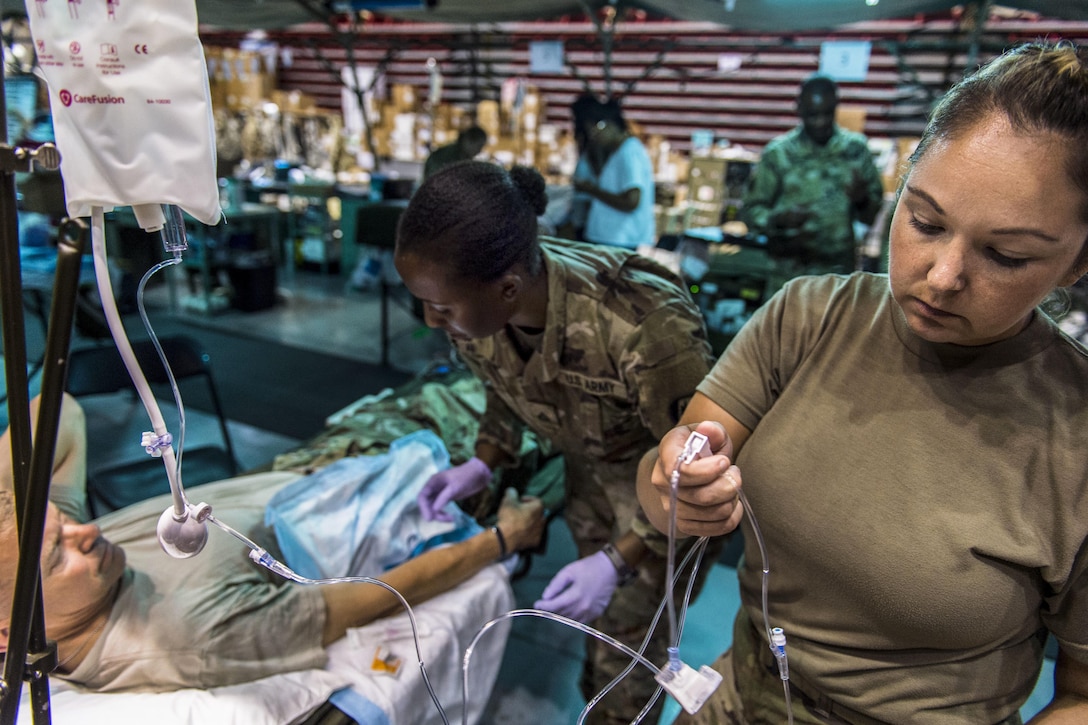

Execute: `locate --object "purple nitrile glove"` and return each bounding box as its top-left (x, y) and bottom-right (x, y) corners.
top-left (417, 457), bottom-right (492, 522)
top-left (533, 550), bottom-right (618, 623)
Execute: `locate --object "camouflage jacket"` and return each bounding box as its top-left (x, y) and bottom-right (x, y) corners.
top-left (454, 238), bottom-right (713, 467)
top-left (741, 125), bottom-right (884, 270)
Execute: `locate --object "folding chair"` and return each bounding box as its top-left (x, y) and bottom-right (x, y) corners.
top-left (65, 334), bottom-right (239, 517)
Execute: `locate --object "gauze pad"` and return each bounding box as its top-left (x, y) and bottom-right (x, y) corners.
top-left (25, 0), bottom-right (221, 225)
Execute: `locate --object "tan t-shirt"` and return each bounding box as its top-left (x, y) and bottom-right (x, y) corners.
top-left (698, 273), bottom-right (1088, 722)
top-left (64, 472), bottom-right (328, 692)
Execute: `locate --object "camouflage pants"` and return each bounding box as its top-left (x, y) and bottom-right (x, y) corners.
top-left (674, 608), bottom-right (1025, 725)
top-left (563, 456), bottom-right (721, 725)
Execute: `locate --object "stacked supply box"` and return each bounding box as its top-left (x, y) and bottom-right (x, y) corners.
top-left (685, 153), bottom-right (756, 229)
top-left (687, 156), bottom-right (729, 227)
top-left (207, 47), bottom-right (277, 112)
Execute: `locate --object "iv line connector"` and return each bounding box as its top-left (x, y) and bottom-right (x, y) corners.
top-left (681, 431), bottom-right (712, 464)
top-left (655, 659), bottom-right (722, 714)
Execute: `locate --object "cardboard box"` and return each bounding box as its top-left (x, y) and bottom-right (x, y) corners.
top-left (688, 157), bottom-right (728, 205)
top-left (516, 146), bottom-right (536, 168)
top-left (688, 201), bottom-right (723, 229)
top-left (271, 89), bottom-right (316, 113)
top-left (224, 75), bottom-right (268, 111)
top-left (889, 136), bottom-right (920, 192)
top-left (432, 104), bottom-right (452, 131)
top-left (209, 81), bottom-right (228, 112)
top-left (477, 100), bottom-right (501, 138)
top-left (208, 47), bottom-right (276, 112)
top-left (369, 127), bottom-right (391, 158)
top-left (836, 105), bottom-right (867, 134)
top-left (390, 84), bottom-right (417, 112)
top-left (449, 106), bottom-right (468, 129)
top-left (486, 137), bottom-right (518, 167)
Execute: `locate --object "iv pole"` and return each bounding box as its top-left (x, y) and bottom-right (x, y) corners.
top-left (0, 52), bottom-right (85, 723)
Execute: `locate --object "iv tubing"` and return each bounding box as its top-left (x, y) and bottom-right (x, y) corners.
top-left (90, 207), bottom-right (188, 517)
top-left (666, 464), bottom-right (683, 667)
top-left (90, 206), bottom-right (444, 724)
top-left (578, 536), bottom-right (709, 724)
top-left (734, 488), bottom-right (794, 724)
top-left (204, 514), bottom-right (451, 725)
top-left (464, 609), bottom-right (660, 724)
top-left (664, 435), bottom-right (794, 723)
top-left (735, 487), bottom-right (772, 641)
top-left (136, 260), bottom-right (188, 475)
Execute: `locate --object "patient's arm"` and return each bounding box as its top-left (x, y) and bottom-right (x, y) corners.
top-left (320, 488), bottom-right (544, 645)
top-left (0, 394), bottom-right (88, 522)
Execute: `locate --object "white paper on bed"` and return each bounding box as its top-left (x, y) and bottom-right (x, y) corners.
top-left (327, 564), bottom-right (513, 725)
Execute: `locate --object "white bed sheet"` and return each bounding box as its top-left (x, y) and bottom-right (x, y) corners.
top-left (17, 564), bottom-right (514, 725)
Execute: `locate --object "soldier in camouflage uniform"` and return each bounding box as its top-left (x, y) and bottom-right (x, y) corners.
top-left (741, 74), bottom-right (884, 292)
top-left (394, 161), bottom-right (716, 724)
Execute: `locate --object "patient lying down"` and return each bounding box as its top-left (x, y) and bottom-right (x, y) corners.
top-left (0, 395), bottom-right (544, 692)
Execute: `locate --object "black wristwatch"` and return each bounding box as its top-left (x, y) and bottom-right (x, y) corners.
top-left (601, 542), bottom-right (638, 587)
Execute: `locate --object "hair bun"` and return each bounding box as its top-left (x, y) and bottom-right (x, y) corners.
top-left (509, 165), bottom-right (548, 216)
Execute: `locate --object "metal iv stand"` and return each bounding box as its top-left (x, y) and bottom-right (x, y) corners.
top-left (0, 58), bottom-right (87, 723)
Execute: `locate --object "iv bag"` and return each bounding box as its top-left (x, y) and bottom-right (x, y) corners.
top-left (25, 0), bottom-right (221, 225)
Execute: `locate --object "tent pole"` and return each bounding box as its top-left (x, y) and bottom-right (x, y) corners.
top-left (963, 0), bottom-right (993, 74)
top-left (291, 0), bottom-right (387, 173)
top-left (0, 72), bottom-right (84, 723)
top-left (579, 0), bottom-right (618, 98)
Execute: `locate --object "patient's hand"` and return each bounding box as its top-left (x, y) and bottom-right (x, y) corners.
top-left (495, 488), bottom-right (545, 553)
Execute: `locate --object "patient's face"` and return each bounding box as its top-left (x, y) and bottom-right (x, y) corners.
top-left (39, 503), bottom-right (126, 636)
top-left (395, 252), bottom-right (516, 340)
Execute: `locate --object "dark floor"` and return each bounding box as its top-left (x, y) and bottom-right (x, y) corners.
top-left (27, 264), bottom-right (1056, 723)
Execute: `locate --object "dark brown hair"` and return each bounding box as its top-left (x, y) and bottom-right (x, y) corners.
top-left (910, 41), bottom-right (1088, 221)
top-left (396, 161), bottom-right (547, 282)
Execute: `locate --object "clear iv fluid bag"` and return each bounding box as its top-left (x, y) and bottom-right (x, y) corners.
top-left (25, 0), bottom-right (221, 225)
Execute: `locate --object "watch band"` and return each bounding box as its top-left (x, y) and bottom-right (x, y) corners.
top-left (601, 542), bottom-right (638, 586)
top-left (491, 525), bottom-right (509, 561)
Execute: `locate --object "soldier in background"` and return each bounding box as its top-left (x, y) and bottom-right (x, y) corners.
top-left (741, 74), bottom-right (884, 290)
top-left (572, 99), bottom-right (656, 250)
top-left (394, 160), bottom-right (716, 725)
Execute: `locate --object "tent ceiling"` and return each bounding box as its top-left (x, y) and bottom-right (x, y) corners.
top-left (1, 0), bottom-right (1085, 30)
top-left (180, 0), bottom-right (1088, 30)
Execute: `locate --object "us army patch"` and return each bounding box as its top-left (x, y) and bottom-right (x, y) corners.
top-left (560, 371), bottom-right (626, 398)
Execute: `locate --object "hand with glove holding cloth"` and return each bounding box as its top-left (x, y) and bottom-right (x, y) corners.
top-left (418, 456), bottom-right (493, 523)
